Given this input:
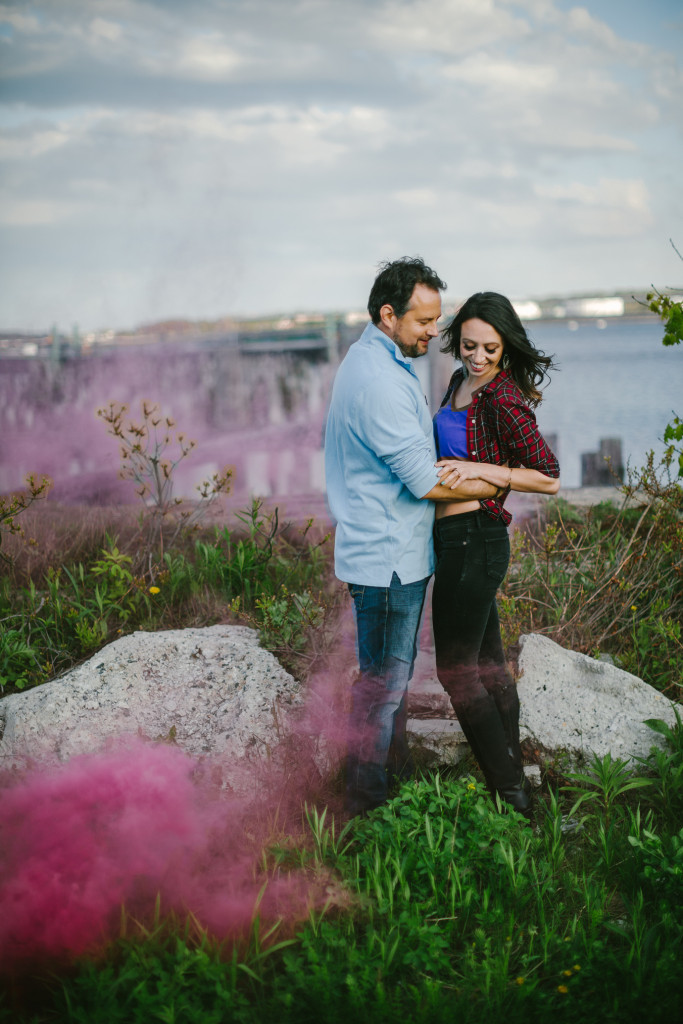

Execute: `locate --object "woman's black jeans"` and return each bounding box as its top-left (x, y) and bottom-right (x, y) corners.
top-left (432, 510), bottom-right (522, 790)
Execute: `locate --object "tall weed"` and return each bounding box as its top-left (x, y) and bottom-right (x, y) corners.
top-left (97, 400), bottom-right (232, 568)
top-left (500, 454), bottom-right (683, 694)
top-left (0, 499), bottom-right (335, 693)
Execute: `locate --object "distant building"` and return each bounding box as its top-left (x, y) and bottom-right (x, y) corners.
top-left (512, 300), bottom-right (542, 320)
top-left (560, 297), bottom-right (625, 318)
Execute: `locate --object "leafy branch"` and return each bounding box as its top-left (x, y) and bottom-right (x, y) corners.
top-left (638, 239), bottom-right (683, 476)
top-left (645, 238), bottom-right (683, 348)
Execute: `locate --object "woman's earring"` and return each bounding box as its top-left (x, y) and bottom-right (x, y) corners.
top-left (502, 354), bottom-right (510, 369)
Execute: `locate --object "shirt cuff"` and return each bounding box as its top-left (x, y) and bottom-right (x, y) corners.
top-left (407, 465), bottom-right (441, 499)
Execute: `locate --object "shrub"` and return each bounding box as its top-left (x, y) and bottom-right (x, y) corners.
top-left (0, 473), bottom-right (51, 565)
top-left (0, 500), bottom-right (335, 694)
top-left (499, 454), bottom-right (683, 694)
top-left (645, 238), bottom-right (683, 476)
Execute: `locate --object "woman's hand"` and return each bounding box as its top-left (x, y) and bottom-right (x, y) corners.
top-left (435, 459), bottom-right (482, 488)
top-left (436, 458), bottom-right (560, 495)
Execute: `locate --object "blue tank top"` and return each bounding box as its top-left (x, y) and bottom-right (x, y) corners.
top-left (434, 405), bottom-right (469, 458)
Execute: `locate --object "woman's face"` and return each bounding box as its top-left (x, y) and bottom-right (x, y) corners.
top-left (459, 318), bottom-right (504, 385)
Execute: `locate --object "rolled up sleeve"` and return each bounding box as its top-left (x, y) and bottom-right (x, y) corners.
top-left (353, 380), bottom-right (440, 498)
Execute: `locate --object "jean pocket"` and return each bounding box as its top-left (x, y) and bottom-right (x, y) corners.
top-left (348, 583), bottom-right (365, 609)
top-left (435, 537), bottom-right (468, 560)
top-left (435, 519), bottom-right (469, 554)
top-left (484, 535), bottom-right (510, 583)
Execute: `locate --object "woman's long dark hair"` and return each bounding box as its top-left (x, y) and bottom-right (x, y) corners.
top-left (441, 291), bottom-right (555, 406)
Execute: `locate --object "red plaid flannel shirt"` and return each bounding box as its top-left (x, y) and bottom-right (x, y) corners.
top-left (440, 368), bottom-right (560, 525)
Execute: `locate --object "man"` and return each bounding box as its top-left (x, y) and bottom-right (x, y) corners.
top-left (324, 257), bottom-right (497, 815)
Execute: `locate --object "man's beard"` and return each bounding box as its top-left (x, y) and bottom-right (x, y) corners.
top-left (392, 332), bottom-right (425, 359)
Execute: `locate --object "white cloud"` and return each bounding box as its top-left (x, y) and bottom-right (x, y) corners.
top-left (562, 5), bottom-right (647, 59)
top-left (371, 0), bottom-right (529, 53)
top-left (0, 108), bottom-right (117, 163)
top-left (89, 17), bottom-right (122, 43)
top-left (168, 33), bottom-right (243, 81)
top-left (536, 178), bottom-right (649, 209)
top-left (534, 177), bottom-right (652, 237)
top-left (0, 198), bottom-right (80, 225)
top-left (457, 158), bottom-right (519, 179)
top-left (0, 0), bottom-right (680, 328)
top-left (393, 188), bottom-right (438, 207)
top-left (443, 53), bottom-right (557, 90)
top-left (0, 5), bottom-right (41, 33)
top-left (116, 103), bottom-right (395, 169)
top-left (0, 127), bottom-right (69, 160)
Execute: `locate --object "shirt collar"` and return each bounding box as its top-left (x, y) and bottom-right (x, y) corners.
top-left (360, 321), bottom-right (418, 374)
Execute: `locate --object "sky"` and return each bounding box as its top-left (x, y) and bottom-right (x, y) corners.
top-left (1, 0), bottom-right (682, 331)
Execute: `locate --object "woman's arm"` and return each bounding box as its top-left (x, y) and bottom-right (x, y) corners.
top-left (492, 395), bottom-right (560, 480)
top-left (436, 459), bottom-right (560, 495)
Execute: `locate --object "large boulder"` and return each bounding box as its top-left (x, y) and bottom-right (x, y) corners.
top-left (0, 626), bottom-right (302, 784)
top-left (517, 633), bottom-right (678, 767)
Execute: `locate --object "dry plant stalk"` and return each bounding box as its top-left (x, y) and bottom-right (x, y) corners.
top-left (502, 451), bottom-right (683, 656)
top-left (0, 474), bottom-right (52, 565)
top-left (98, 400), bottom-right (233, 572)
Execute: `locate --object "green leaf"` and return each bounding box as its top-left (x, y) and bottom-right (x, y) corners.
top-left (645, 718), bottom-right (675, 742)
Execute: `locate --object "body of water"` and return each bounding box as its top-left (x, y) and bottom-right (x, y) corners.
top-left (527, 318), bottom-right (680, 488)
top-left (0, 316), bottom-right (679, 502)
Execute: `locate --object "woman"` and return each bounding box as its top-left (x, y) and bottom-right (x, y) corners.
top-left (433, 292), bottom-right (560, 816)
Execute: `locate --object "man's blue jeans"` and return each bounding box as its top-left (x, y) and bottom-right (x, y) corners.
top-left (346, 571), bottom-right (429, 814)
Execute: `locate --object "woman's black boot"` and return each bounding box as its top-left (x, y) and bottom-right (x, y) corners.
top-left (451, 694), bottom-right (532, 818)
top-left (495, 780), bottom-right (533, 817)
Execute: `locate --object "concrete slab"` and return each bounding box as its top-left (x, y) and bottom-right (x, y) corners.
top-left (407, 717), bottom-right (469, 765)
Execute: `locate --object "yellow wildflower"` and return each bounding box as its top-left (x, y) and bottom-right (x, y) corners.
top-left (557, 985), bottom-right (569, 995)
top-left (573, 964), bottom-right (581, 971)
top-left (149, 586), bottom-right (161, 594)
top-left (563, 969), bottom-right (573, 977)
top-left (631, 605), bottom-right (637, 611)
top-left (515, 977), bottom-right (525, 986)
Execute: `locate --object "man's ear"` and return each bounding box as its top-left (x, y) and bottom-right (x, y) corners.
top-left (379, 303), bottom-right (396, 331)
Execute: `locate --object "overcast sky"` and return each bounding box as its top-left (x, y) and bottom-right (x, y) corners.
top-left (1, 0), bottom-right (682, 331)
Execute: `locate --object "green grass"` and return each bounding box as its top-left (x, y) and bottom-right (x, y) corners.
top-left (2, 459), bottom-right (682, 1022)
top-left (5, 727), bottom-right (683, 1023)
top-left (0, 499), bottom-right (336, 693)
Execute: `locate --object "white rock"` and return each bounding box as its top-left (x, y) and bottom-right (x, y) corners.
top-left (517, 633), bottom-right (678, 767)
top-left (407, 718), bottom-right (468, 764)
top-left (0, 626), bottom-right (301, 780)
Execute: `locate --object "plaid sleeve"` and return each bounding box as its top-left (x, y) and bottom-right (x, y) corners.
top-left (493, 392), bottom-right (560, 477)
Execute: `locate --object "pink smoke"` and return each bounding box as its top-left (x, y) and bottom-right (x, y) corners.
top-left (0, 738), bottom-right (336, 970)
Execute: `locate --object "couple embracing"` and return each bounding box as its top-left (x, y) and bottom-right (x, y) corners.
top-left (324, 257), bottom-right (560, 818)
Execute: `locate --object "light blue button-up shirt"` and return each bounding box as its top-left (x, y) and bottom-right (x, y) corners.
top-left (324, 322), bottom-right (441, 586)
